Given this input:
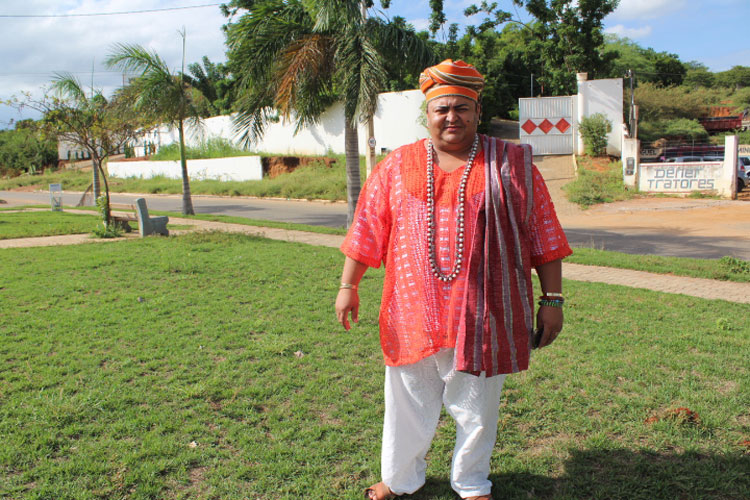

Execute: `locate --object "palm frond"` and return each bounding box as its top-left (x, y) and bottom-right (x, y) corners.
top-left (51, 73), bottom-right (89, 104)
top-left (274, 33), bottom-right (334, 117)
top-left (335, 29), bottom-right (387, 122)
top-left (314, 0), bottom-right (361, 32)
top-left (105, 43), bottom-right (171, 79)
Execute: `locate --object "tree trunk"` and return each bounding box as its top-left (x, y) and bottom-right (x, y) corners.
top-left (92, 151), bottom-right (101, 199)
top-left (178, 119), bottom-right (195, 215)
top-left (344, 117), bottom-right (361, 228)
top-left (94, 155), bottom-right (112, 227)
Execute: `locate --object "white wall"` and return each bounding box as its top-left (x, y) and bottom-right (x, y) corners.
top-left (130, 90), bottom-right (428, 157)
top-left (108, 156), bottom-right (263, 181)
top-left (577, 77), bottom-right (624, 156)
top-left (636, 135), bottom-right (738, 198)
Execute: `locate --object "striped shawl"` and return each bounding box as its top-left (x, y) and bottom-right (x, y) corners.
top-left (455, 136), bottom-right (535, 377)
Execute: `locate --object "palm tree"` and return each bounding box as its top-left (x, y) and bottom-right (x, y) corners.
top-left (106, 43), bottom-right (207, 215)
top-left (225, 0), bottom-right (436, 225)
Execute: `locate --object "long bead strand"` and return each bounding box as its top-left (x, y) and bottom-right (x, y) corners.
top-left (426, 134), bottom-right (479, 282)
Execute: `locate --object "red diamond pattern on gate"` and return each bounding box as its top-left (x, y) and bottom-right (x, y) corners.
top-left (538, 119), bottom-right (554, 134)
top-left (555, 118), bottom-right (571, 133)
top-left (521, 119), bottom-right (537, 135)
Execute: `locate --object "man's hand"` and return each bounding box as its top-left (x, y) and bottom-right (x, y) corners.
top-left (335, 288), bottom-right (359, 331)
top-left (536, 305), bottom-right (563, 348)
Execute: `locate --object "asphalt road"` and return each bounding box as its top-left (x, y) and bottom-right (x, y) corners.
top-left (2, 189), bottom-right (749, 260)
top-left (0, 190), bottom-right (350, 228)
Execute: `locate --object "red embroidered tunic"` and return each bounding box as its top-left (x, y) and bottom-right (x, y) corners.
top-left (341, 139), bottom-right (571, 367)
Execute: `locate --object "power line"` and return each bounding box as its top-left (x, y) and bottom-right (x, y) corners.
top-left (0, 3), bottom-right (222, 18)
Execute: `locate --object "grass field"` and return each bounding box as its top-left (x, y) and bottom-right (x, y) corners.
top-left (1, 232), bottom-right (748, 500)
top-left (0, 211), bottom-right (192, 240)
top-left (0, 211), bottom-right (99, 239)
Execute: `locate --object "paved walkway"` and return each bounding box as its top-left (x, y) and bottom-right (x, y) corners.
top-left (2, 212), bottom-right (749, 305)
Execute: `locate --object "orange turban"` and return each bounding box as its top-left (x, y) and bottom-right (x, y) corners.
top-left (419, 59), bottom-right (484, 104)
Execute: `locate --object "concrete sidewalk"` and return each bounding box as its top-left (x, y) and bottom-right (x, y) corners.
top-left (2, 213), bottom-right (749, 305)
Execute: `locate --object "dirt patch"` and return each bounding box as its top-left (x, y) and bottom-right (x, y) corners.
top-left (579, 155), bottom-right (618, 172)
top-left (263, 156), bottom-right (337, 178)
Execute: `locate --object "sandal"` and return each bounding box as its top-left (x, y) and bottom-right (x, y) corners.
top-left (363, 482), bottom-right (397, 499)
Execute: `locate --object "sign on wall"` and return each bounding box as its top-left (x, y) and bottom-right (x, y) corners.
top-left (638, 162), bottom-right (724, 193)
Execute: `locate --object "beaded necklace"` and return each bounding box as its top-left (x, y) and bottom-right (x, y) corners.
top-left (426, 134), bottom-right (479, 282)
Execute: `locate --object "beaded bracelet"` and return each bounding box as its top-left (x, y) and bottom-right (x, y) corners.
top-left (543, 292), bottom-right (564, 298)
top-left (539, 295), bottom-right (565, 302)
top-left (538, 299), bottom-right (564, 308)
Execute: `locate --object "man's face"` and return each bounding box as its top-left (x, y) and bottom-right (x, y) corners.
top-left (426, 95), bottom-right (480, 152)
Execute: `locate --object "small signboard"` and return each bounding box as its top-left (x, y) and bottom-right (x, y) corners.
top-left (49, 183), bottom-right (63, 211)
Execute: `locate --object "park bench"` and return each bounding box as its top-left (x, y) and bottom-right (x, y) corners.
top-left (109, 202), bottom-right (138, 232)
top-left (135, 198), bottom-right (169, 237)
top-left (109, 198), bottom-right (169, 237)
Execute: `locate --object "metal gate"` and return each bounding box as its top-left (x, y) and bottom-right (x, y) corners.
top-left (519, 96), bottom-right (575, 155)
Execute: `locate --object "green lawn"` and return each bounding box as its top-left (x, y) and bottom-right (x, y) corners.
top-left (1, 233), bottom-right (748, 500)
top-left (0, 211), bottom-right (194, 240)
top-left (0, 211), bottom-right (98, 239)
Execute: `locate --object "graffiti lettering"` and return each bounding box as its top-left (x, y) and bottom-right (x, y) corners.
top-left (646, 166), bottom-right (716, 191)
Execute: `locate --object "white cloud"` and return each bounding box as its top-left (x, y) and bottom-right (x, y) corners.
top-left (604, 24), bottom-right (653, 39)
top-left (0, 0), bottom-right (228, 127)
top-left (406, 17), bottom-right (430, 32)
top-left (610, 0), bottom-right (687, 21)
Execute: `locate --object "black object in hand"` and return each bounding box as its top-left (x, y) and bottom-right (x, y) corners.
top-left (532, 327), bottom-right (544, 349)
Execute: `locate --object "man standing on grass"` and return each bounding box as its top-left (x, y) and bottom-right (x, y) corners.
top-left (335, 60), bottom-right (572, 500)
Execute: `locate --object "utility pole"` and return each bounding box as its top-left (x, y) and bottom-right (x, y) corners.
top-left (362, 1), bottom-right (377, 178)
top-left (530, 73), bottom-right (533, 97)
top-left (627, 69), bottom-right (636, 138)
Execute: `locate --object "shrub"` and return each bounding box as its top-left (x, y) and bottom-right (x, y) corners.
top-left (579, 113), bottom-right (612, 157)
top-left (563, 158), bottom-right (632, 208)
top-left (639, 118), bottom-right (709, 143)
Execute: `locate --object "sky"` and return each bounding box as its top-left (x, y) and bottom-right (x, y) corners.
top-left (2, 0), bottom-right (750, 128)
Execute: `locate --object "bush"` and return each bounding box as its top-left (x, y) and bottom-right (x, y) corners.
top-left (579, 113), bottom-right (612, 157)
top-left (639, 118), bottom-right (709, 143)
top-left (0, 126), bottom-right (58, 176)
top-left (564, 158), bottom-right (632, 208)
top-left (150, 138), bottom-right (253, 161)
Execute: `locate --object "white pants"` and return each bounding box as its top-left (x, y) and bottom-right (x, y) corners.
top-left (381, 348), bottom-right (506, 498)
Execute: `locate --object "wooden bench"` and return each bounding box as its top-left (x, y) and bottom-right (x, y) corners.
top-left (109, 203), bottom-right (138, 233)
top-left (109, 198), bottom-right (169, 237)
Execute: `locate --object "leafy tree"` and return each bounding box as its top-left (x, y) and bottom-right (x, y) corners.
top-left (603, 35), bottom-right (686, 87)
top-left (106, 43), bottom-right (211, 215)
top-left (652, 51), bottom-right (685, 87)
top-left (0, 121), bottom-right (57, 176)
top-left (602, 35), bottom-right (655, 80)
top-left (223, 0), bottom-right (435, 226)
top-left (715, 66), bottom-right (750, 89)
top-left (184, 56), bottom-right (235, 115)
top-left (462, 0), bottom-right (619, 96)
top-left (639, 118), bottom-right (708, 143)
top-left (683, 61), bottom-right (715, 89)
top-left (5, 75), bottom-right (141, 224)
top-left (634, 82), bottom-right (723, 122)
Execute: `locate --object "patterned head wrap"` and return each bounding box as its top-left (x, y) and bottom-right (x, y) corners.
top-left (419, 59), bottom-right (484, 104)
